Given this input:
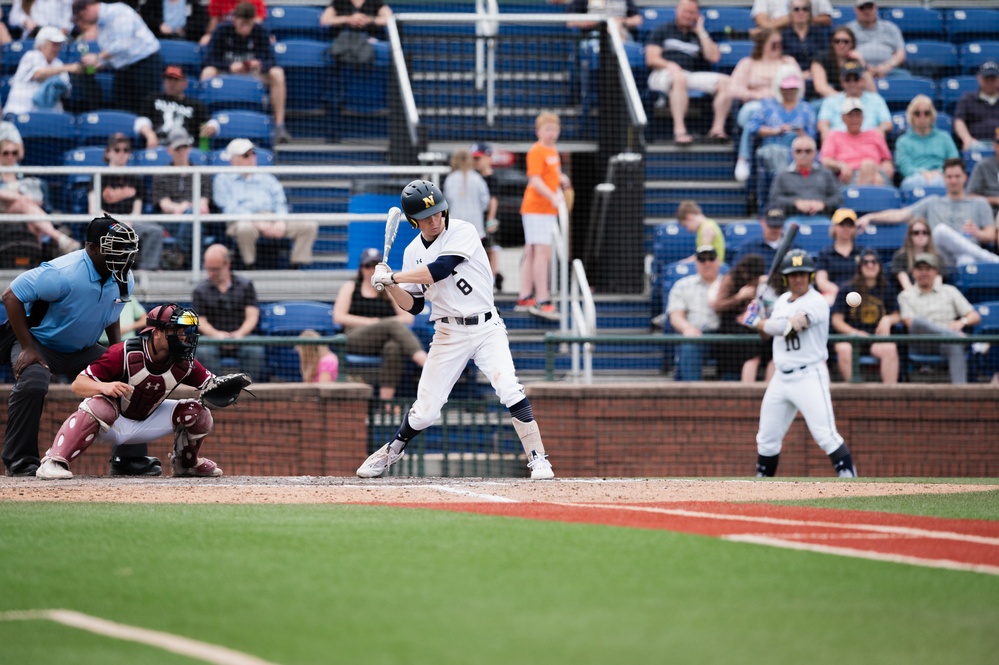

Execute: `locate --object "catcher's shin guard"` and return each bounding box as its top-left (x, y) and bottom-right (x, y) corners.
top-left (171, 399), bottom-right (213, 469)
top-left (44, 396), bottom-right (119, 465)
top-left (512, 418), bottom-right (546, 459)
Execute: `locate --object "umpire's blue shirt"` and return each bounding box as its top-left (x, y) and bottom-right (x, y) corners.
top-left (9, 250), bottom-right (133, 353)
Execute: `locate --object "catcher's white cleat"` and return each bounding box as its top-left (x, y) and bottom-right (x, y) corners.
top-left (170, 454), bottom-right (223, 477)
top-left (36, 457), bottom-right (73, 480)
top-left (356, 443), bottom-right (404, 478)
top-left (527, 452), bottom-right (554, 480)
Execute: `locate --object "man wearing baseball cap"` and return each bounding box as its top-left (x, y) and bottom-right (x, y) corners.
top-left (816, 58), bottom-right (892, 142)
top-left (820, 96), bottom-right (893, 185)
top-left (728, 207), bottom-right (799, 269)
top-left (953, 61), bottom-right (999, 152)
top-left (665, 244), bottom-right (722, 381)
top-left (136, 65), bottom-right (219, 148)
top-left (846, 0), bottom-right (906, 79)
top-left (2, 27), bottom-right (76, 116)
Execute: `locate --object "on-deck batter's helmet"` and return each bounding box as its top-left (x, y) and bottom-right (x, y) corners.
top-left (780, 249), bottom-right (816, 277)
top-left (86, 214), bottom-right (138, 285)
top-left (141, 303), bottom-right (200, 362)
top-left (401, 180), bottom-right (449, 229)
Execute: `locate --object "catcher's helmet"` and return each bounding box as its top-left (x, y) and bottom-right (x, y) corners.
top-left (401, 180), bottom-right (449, 229)
top-left (86, 214), bottom-right (138, 285)
top-left (141, 303), bottom-right (200, 362)
top-left (780, 249), bottom-right (815, 276)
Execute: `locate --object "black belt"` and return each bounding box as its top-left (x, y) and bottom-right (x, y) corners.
top-left (781, 365), bottom-right (807, 374)
top-left (438, 312), bottom-right (492, 326)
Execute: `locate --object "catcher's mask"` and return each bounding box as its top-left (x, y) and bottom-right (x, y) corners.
top-left (141, 303), bottom-right (200, 362)
top-left (401, 179), bottom-right (449, 229)
top-left (780, 249), bottom-right (816, 284)
top-left (86, 214), bottom-right (138, 286)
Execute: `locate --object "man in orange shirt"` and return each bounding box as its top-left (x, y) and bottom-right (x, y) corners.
top-left (519, 112), bottom-right (570, 321)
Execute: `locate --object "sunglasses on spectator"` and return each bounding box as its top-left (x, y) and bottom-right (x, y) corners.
top-left (861, 258), bottom-right (880, 265)
top-left (696, 252), bottom-right (718, 262)
top-left (912, 110), bottom-right (933, 117)
top-left (794, 148), bottom-right (815, 154)
top-left (911, 229), bottom-right (930, 236)
top-left (833, 38), bottom-right (853, 45)
top-left (791, 6), bottom-right (811, 12)
top-left (111, 147), bottom-right (131, 153)
top-left (843, 75), bottom-right (861, 82)
top-left (0, 150), bottom-right (18, 156)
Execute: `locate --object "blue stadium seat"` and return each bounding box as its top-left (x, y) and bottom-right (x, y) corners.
top-left (938, 76), bottom-right (978, 115)
top-left (259, 300), bottom-right (335, 382)
top-left (158, 40), bottom-right (203, 78)
top-left (723, 218), bottom-right (763, 246)
top-left (702, 7), bottom-right (753, 41)
top-left (856, 223), bottom-right (907, 265)
top-left (209, 146), bottom-right (274, 166)
top-left (971, 301), bottom-right (999, 382)
top-left (338, 39), bottom-right (390, 118)
top-left (652, 222), bottom-right (697, 268)
top-left (875, 76), bottom-right (936, 113)
top-left (265, 6), bottom-right (327, 41)
top-left (899, 185), bottom-right (946, 206)
top-left (345, 193), bottom-right (419, 270)
top-left (841, 185), bottom-right (900, 215)
top-left (714, 40), bottom-right (752, 75)
top-left (793, 220), bottom-right (832, 257)
top-left (902, 41), bottom-right (958, 79)
top-left (75, 110), bottom-right (139, 146)
top-left (958, 41), bottom-right (999, 75)
top-left (273, 39), bottom-right (334, 114)
top-left (210, 110), bottom-right (273, 150)
top-left (0, 40), bottom-right (30, 76)
top-left (199, 75), bottom-right (266, 114)
top-left (8, 111), bottom-right (76, 166)
top-left (946, 9), bottom-right (999, 44)
top-left (638, 6), bottom-right (675, 42)
top-left (954, 263), bottom-right (999, 304)
top-left (964, 147), bottom-right (996, 175)
top-left (61, 146), bottom-right (108, 213)
top-left (58, 40), bottom-right (99, 65)
top-left (880, 7), bottom-right (943, 40)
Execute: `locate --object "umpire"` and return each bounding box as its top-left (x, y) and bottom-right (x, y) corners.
top-left (1, 216), bottom-right (160, 477)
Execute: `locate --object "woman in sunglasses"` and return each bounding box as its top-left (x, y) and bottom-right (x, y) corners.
top-left (890, 218), bottom-right (942, 292)
top-left (894, 95), bottom-right (959, 193)
top-left (810, 26), bottom-right (873, 98)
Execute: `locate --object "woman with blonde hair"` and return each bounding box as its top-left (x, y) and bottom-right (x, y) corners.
top-left (443, 148), bottom-right (496, 275)
top-left (296, 329), bottom-right (339, 383)
top-left (894, 95), bottom-right (959, 193)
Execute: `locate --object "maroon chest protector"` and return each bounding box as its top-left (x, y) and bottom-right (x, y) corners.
top-left (119, 338), bottom-right (193, 420)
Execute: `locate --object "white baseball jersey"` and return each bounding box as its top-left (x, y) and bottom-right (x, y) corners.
top-left (769, 285), bottom-right (830, 372)
top-left (400, 218), bottom-right (494, 320)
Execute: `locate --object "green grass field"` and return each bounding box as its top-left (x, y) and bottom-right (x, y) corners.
top-left (1, 490), bottom-right (997, 665)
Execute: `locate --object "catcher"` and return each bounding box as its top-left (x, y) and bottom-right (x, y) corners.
top-left (35, 304), bottom-right (251, 480)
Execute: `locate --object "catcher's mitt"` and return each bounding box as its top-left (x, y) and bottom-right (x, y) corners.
top-left (200, 373), bottom-right (253, 408)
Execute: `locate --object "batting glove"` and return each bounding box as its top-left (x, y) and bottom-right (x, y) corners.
top-left (371, 264), bottom-right (395, 288)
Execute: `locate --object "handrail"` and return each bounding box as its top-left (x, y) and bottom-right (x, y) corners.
top-left (569, 258), bottom-right (596, 383)
top-left (549, 199), bottom-right (571, 336)
top-left (604, 15), bottom-right (648, 129)
top-left (386, 14), bottom-right (420, 147)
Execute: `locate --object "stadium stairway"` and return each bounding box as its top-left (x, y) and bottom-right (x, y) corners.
top-left (645, 143), bottom-right (748, 219)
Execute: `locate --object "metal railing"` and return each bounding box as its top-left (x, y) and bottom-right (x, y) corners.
top-left (569, 258), bottom-right (596, 383)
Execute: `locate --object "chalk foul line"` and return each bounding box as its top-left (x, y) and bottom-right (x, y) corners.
top-left (0, 609), bottom-right (280, 665)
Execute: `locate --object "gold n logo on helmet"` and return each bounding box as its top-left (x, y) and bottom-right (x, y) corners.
top-left (792, 255), bottom-right (804, 267)
top-left (423, 195), bottom-right (435, 209)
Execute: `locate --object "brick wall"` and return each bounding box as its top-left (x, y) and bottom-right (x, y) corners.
top-left (4, 382), bottom-right (996, 478)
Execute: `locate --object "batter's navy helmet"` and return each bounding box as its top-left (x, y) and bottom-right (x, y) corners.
top-left (780, 249), bottom-right (815, 275)
top-left (401, 180), bottom-right (449, 229)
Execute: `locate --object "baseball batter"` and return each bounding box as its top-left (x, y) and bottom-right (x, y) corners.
top-left (35, 304), bottom-right (224, 480)
top-left (740, 250), bottom-right (857, 478)
top-left (357, 180), bottom-right (554, 480)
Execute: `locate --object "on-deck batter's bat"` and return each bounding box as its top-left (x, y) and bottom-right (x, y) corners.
top-left (758, 221), bottom-right (800, 307)
top-left (373, 206), bottom-right (402, 292)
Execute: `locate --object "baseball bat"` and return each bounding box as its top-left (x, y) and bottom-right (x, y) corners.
top-left (373, 207), bottom-right (402, 292)
top-left (758, 222), bottom-right (799, 306)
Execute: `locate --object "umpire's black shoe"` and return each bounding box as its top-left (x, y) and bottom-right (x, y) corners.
top-left (5, 459), bottom-right (40, 477)
top-left (109, 455), bottom-right (163, 477)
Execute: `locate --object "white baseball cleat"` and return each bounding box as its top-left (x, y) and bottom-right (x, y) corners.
top-left (527, 452), bottom-right (554, 480)
top-left (357, 443), bottom-right (404, 478)
top-left (36, 457), bottom-right (73, 480)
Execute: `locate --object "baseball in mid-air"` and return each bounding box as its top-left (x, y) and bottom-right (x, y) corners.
top-left (846, 291), bottom-right (862, 308)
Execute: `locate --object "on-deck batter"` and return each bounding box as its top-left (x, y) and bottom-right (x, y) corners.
top-left (740, 249), bottom-right (858, 478)
top-left (356, 180), bottom-right (555, 480)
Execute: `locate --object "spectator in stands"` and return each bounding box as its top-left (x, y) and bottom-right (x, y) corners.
top-left (667, 244), bottom-right (722, 381)
top-left (213, 138), bottom-right (318, 269)
top-left (898, 252), bottom-right (980, 384)
top-left (90, 133), bottom-right (166, 270)
top-left (810, 26), bottom-right (874, 99)
top-left (858, 158), bottom-right (999, 268)
top-left (711, 252), bottom-right (766, 382)
top-left (953, 61), bottom-right (999, 153)
top-left (201, 1), bottom-right (291, 144)
top-left (136, 65), bottom-right (220, 148)
top-left (967, 128), bottom-right (999, 216)
top-left (0, 9), bottom-right (14, 44)
top-left (193, 243), bottom-right (265, 380)
top-left (295, 329), bottom-right (338, 383)
top-left (846, 0), bottom-right (905, 80)
top-left (751, 0), bottom-right (832, 31)
top-left (815, 207), bottom-right (862, 305)
top-left (0, 138), bottom-right (80, 257)
top-left (518, 112), bottom-right (569, 322)
top-left (815, 59), bottom-right (891, 142)
top-left (820, 97), bottom-right (893, 186)
top-left (3, 27), bottom-right (79, 116)
top-left (676, 199), bottom-right (724, 263)
top-left (566, 0), bottom-right (642, 42)
top-left (156, 0), bottom-right (209, 41)
top-left (333, 247), bottom-right (427, 402)
top-left (9, 0), bottom-right (75, 37)
top-left (72, 0), bottom-right (164, 115)
top-left (471, 142), bottom-right (502, 290)
top-left (153, 127), bottom-right (212, 265)
top-left (729, 207), bottom-right (798, 269)
top-left (831, 248), bottom-right (899, 383)
top-left (100, 296), bottom-right (147, 344)
top-left (320, 0), bottom-right (392, 40)
top-left (894, 95), bottom-right (959, 194)
top-left (200, 0), bottom-right (265, 45)
top-left (778, 0), bottom-right (831, 94)
top-left (729, 28), bottom-right (802, 181)
top-left (443, 148), bottom-right (494, 279)
top-left (890, 218), bottom-right (940, 292)
top-left (743, 65), bottom-right (816, 179)
top-left (768, 134), bottom-right (841, 216)
top-left (645, 0), bottom-right (732, 145)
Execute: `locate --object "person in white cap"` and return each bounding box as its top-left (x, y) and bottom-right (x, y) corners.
top-left (212, 137), bottom-right (318, 269)
top-left (819, 96), bottom-right (892, 185)
top-left (3, 26), bottom-right (79, 115)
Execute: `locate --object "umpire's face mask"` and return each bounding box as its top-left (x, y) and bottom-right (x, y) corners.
top-left (100, 223), bottom-right (139, 286)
